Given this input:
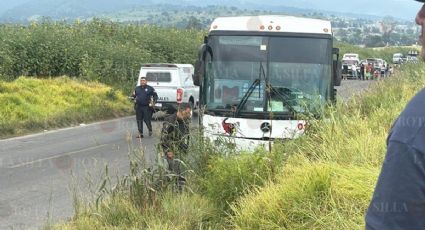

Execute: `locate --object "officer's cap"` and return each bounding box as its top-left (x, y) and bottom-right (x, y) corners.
top-left (140, 77), bottom-right (147, 80)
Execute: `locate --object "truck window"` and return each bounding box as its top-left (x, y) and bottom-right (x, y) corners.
top-left (146, 72), bottom-right (172, 82)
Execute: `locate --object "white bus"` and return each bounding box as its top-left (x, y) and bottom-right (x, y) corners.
top-left (194, 15), bottom-right (341, 151)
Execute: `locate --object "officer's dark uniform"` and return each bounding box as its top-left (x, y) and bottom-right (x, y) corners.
top-left (360, 63), bottom-right (365, 80)
top-left (133, 80), bottom-right (158, 137)
top-left (366, 89), bottom-right (425, 229)
top-left (365, 1), bottom-right (425, 229)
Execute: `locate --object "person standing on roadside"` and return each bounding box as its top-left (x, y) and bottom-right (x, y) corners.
top-left (360, 63), bottom-right (365, 80)
top-left (351, 64), bottom-right (358, 79)
top-left (133, 77), bottom-right (158, 138)
top-left (365, 1), bottom-right (425, 229)
top-left (160, 103), bottom-right (192, 154)
top-left (366, 63), bottom-right (373, 80)
top-left (385, 64), bottom-right (390, 78)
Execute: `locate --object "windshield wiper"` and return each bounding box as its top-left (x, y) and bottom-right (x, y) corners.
top-left (234, 61), bottom-right (269, 116)
top-left (234, 78), bottom-right (260, 117)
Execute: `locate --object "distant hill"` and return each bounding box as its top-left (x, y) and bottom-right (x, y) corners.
top-left (0, 0), bottom-right (418, 22)
top-left (183, 0), bottom-right (418, 20)
top-left (0, 0), bottom-right (156, 21)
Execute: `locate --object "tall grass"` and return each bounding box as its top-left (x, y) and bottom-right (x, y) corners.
top-left (231, 161), bottom-right (379, 230)
top-left (54, 192), bottom-right (218, 230)
top-left (229, 63), bottom-right (425, 229)
top-left (0, 76), bottom-right (132, 138)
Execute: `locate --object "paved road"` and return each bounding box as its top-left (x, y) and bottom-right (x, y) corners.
top-left (336, 78), bottom-right (374, 101)
top-left (0, 79), bottom-right (372, 229)
top-left (0, 116), bottom-right (168, 230)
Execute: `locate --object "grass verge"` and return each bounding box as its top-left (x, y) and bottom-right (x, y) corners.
top-left (0, 76), bottom-right (133, 138)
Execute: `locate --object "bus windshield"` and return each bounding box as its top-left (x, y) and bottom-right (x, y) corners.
top-left (203, 35), bottom-right (332, 117)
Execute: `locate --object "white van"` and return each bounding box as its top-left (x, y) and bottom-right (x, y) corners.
top-left (137, 63), bottom-right (199, 112)
top-left (393, 53), bottom-right (404, 64)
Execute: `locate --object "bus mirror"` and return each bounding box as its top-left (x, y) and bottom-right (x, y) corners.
top-left (333, 47), bottom-right (340, 61)
top-left (333, 60), bottom-right (342, 86)
top-left (198, 43), bottom-right (213, 61)
top-left (195, 42), bottom-right (212, 86)
top-left (194, 60), bottom-right (204, 86)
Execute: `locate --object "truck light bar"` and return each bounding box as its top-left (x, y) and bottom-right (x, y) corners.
top-left (142, 64), bottom-right (178, 68)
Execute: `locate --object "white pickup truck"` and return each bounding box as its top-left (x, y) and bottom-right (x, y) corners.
top-left (341, 53), bottom-right (360, 79)
top-left (137, 63), bottom-right (199, 113)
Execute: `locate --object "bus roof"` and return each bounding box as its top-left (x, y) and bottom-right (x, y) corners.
top-left (209, 15), bottom-right (332, 35)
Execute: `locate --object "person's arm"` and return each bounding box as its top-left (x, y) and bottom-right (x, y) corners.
top-left (366, 141), bottom-right (425, 229)
top-left (131, 90), bottom-right (137, 104)
top-left (151, 86), bottom-right (158, 102)
top-left (161, 118), bottom-right (175, 143)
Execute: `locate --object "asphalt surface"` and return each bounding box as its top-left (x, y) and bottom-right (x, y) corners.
top-left (335, 78), bottom-right (375, 101)
top-left (0, 79), bottom-right (373, 229)
top-left (0, 116), bottom-right (168, 230)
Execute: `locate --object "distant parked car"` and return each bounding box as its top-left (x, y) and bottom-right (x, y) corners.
top-left (406, 55), bottom-right (419, 63)
top-left (406, 50), bottom-right (420, 63)
top-left (341, 53), bottom-right (360, 79)
top-left (392, 53), bottom-right (404, 64)
top-left (366, 58), bottom-right (384, 71)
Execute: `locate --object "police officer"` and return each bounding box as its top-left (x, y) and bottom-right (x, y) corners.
top-left (365, 1), bottom-right (425, 229)
top-left (133, 76), bottom-right (158, 138)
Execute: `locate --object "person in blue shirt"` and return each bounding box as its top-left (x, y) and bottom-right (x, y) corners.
top-left (133, 77), bottom-right (158, 138)
top-left (365, 1), bottom-right (425, 229)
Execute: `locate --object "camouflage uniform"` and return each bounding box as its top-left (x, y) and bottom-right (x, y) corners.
top-left (161, 156), bottom-right (186, 191)
top-left (160, 113), bottom-right (190, 154)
